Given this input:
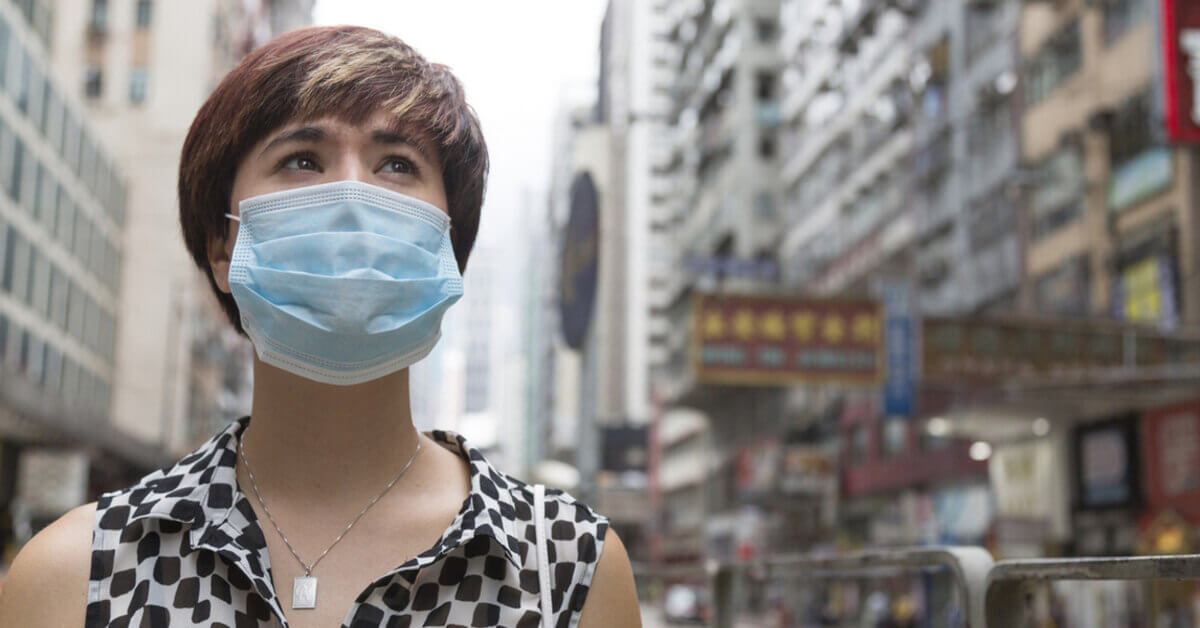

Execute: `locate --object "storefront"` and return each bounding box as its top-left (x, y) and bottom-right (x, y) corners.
top-left (1138, 398), bottom-right (1200, 626)
top-left (989, 436), bottom-right (1071, 559)
top-left (1072, 414), bottom-right (1142, 557)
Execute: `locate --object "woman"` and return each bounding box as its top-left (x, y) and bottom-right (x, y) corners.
top-left (0, 26), bottom-right (640, 627)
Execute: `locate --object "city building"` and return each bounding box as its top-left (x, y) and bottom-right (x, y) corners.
top-left (527, 96), bottom-right (593, 482)
top-left (46, 0), bottom-right (313, 453)
top-left (1004, 0), bottom-right (1200, 559)
top-left (653, 0), bottom-right (785, 568)
top-left (1020, 0), bottom-right (1195, 328)
top-left (0, 0), bottom-right (143, 556)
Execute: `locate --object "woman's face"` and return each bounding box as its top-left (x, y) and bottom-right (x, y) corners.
top-left (209, 109), bottom-right (448, 294)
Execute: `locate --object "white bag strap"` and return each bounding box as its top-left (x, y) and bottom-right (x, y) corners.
top-left (533, 483), bottom-right (554, 628)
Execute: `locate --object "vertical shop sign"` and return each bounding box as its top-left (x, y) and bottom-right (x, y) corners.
top-left (880, 281), bottom-right (915, 417)
top-left (1163, 0), bottom-right (1200, 142)
top-left (1142, 400), bottom-right (1200, 515)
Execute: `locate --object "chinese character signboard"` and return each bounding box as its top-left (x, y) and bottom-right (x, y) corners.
top-left (691, 294), bottom-right (882, 386)
top-left (1142, 399), bottom-right (1200, 518)
top-left (920, 317), bottom-right (1200, 381)
top-left (1163, 0), bottom-right (1200, 143)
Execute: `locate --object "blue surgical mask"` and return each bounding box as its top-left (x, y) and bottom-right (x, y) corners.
top-left (224, 180), bottom-right (463, 385)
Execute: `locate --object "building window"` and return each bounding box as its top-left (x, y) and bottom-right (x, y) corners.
top-left (758, 135), bottom-right (775, 160)
top-left (84, 67), bottom-right (102, 99)
top-left (754, 18), bottom-right (776, 43)
top-left (1025, 20), bottom-right (1081, 106)
top-left (966, 95), bottom-right (1012, 178)
top-left (74, 215), bottom-right (91, 268)
top-left (38, 79), bottom-right (52, 134)
top-left (129, 67), bottom-right (148, 104)
top-left (1109, 89), bottom-right (1159, 171)
top-left (1030, 140), bottom-right (1085, 241)
top-left (968, 192), bottom-right (1015, 251)
top-left (7, 137), bottom-right (22, 202)
top-left (0, 18), bottom-right (9, 88)
top-left (755, 71), bottom-right (776, 101)
top-left (9, 48), bottom-right (28, 113)
top-left (56, 196), bottom-right (75, 248)
top-left (89, 0), bottom-right (108, 31)
top-left (965, 1), bottom-right (1002, 61)
top-left (1035, 255), bottom-right (1091, 316)
top-left (1105, 0), bottom-right (1146, 45)
top-left (0, 223), bottom-right (11, 294)
top-left (136, 0), bottom-right (153, 28)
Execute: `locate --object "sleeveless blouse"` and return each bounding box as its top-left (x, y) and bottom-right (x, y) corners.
top-left (85, 417), bottom-right (609, 627)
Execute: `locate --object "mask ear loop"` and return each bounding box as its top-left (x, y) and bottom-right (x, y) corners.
top-left (224, 213), bottom-right (241, 222)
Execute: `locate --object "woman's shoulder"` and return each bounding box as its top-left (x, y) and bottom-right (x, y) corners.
top-left (491, 475), bottom-right (641, 627)
top-left (0, 501), bottom-right (96, 625)
top-left (428, 429), bottom-right (611, 540)
top-left (491, 469), bottom-right (610, 537)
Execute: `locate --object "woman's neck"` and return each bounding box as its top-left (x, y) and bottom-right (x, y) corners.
top-left (238, 357), bottom-right (424, 506)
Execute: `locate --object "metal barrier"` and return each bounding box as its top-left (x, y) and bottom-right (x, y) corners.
top-left (637, 546), bottom-right (995, 627)
top-left (985, 554), bottom-right (1200, 628)
top-left (636, 550), bottom-right (1200, 627)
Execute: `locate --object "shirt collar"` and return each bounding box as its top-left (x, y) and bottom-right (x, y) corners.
top-left (123, 416), bottom-right (526, 570)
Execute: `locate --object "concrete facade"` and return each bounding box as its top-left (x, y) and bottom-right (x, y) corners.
top-left (653, 0), bottom-right (784, 566)
top-left (47, 0), bottom-right (313, 453)
top-left (1020, 0), bottom-right (1200, 331)
top-left (0, 0), bottom-right (143, 550)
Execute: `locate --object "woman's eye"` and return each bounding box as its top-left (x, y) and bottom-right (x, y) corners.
top-left (280, 154), bottom-right (320, 171)
top-left (382, 156), bottom-right (418, 176)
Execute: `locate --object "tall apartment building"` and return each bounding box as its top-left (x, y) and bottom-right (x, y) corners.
top-left (911, 0), bottom-right (1023, 316)
top-left (47, 0), bottom-right (313, 453)
top-left (778, 1), bottom-right (918, 295)
top-left (769, 0), bottom-right (1026, 551)
top-left (782, 0), bottom-right (1021, 310)
top-left (0, 0), bottom-right (143, 553)
top-left (654, 0), bottom-right (784, 565)
top-left (525, 97), bottom-right (594, 483)
top-left (1020, 0), bottom-right (1197, 329)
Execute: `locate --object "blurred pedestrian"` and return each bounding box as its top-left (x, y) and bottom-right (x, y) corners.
top-left (0, 25), bottom-right (639, 628)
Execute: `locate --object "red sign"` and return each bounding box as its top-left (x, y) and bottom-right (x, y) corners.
top-left (1142, 399), bottom-right (1200, 517)
top-left (1163, 0), bottom-right (1200, 142)
top-left (691, 294), bottom-right (882, 386)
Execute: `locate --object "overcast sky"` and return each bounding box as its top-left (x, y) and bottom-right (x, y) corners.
top-left (313, 1), bottom-right (608, 247)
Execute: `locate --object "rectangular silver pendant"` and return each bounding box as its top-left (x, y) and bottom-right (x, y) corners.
top-left (292, 576), bottom-right (317, 609)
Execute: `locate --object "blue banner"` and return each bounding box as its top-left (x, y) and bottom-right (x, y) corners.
top-left (881, 282), bottom-right (915, 417)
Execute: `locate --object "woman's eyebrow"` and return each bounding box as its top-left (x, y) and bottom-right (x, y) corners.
top-left (371, 129), bottom-right (433, 162)
top-left (258, 126), bottom-right (327, 156)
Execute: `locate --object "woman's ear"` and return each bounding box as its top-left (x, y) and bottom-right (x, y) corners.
top-left (207, 225), bottom-right (236, 294)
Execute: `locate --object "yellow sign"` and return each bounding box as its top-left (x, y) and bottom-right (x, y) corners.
top-left (1123, 257), bottom-right (1162, 324)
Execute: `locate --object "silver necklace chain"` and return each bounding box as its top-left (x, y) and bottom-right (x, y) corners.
top-left (237, 432), bottom-right (422, 577)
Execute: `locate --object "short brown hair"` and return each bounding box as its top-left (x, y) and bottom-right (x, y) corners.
top-left (178, 25), bottom-right (488, 332)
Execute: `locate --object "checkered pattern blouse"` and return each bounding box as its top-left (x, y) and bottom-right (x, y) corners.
top-left (85, 417), bottom-right (609, 627)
